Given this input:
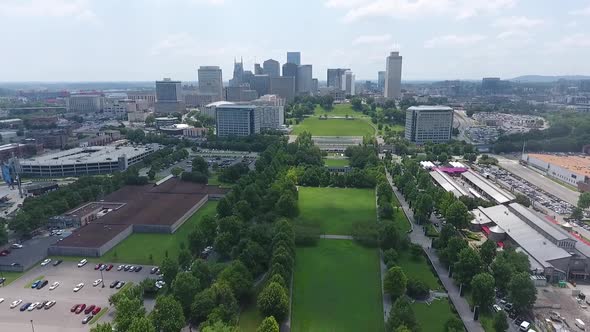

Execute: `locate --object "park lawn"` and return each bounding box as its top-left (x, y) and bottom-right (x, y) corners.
top-left (239, 303), bottom-right (264, 332)
top-left (207, 174), bottom-right (232, 188)
top-left (397, 251), bottom-right (441, 290)
top-left (98, 201), bottom-right (218, 265)
top-left (297, 187), bottom-right (376, 235)
top-left (292, 240), bottom-right (383, 332)
top-left (323, 158), bottom-right (350, 167)
top-left (293, 117), bottom-right (375, 136)
top-left (412, 299), bottom-right (456, 332)
top-left (313, 104), bottom-right (367, 117)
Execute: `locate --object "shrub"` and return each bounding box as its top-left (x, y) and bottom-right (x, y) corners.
top-left (406, 279), bottom-right (430, 300)
top-left (351, 221), bottom-right (379, 247)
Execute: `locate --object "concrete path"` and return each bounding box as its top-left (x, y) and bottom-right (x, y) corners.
top-left (320, 234), bottom-right (353, 240)
top-left (386, 171), bottom-right (485, 332)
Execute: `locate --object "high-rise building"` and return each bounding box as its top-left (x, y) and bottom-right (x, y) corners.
top-left (230, 58), bottom-right (244, 87)
top-left (282, 63), bottom-right (298, 78)
top-left (216, 105), bottom-right (260, 136)
top-left (287, 52), bottom-right (301, 66)
top-left (404, 106), bottom-right (453, 144)
top-left (270, 76), bottom-right (295, 102)
top-left (297, 65), bottom-right (313, 95)
top-left (198, 66), bottom-right (223, 101)
top-left (224, 86), bottom-right (258, 102)
top-left (263, 59), bottom-right (280, 78)
top-left (66, 94), bottom-right (104, 112)
top-left (341, 70), bottom-right (355, 95)
top-left (378, 71), bottom-right (386, 91)
top-left (327, 68), bottom-right (349, 89)
top-left (155, 78), bottom-right (185, 114)
top-left (481, 77), bottom-right (501, 94)
top-left (251, 95), bottom-right (285, 130)
top-left (385, 52), bottom-right (402, 99)
top-left (252, 75), bottom-right (270, 97)
top-left (254, 63), bottom-right (263, 75)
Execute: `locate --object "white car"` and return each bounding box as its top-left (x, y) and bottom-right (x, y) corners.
top-left (10, 299), bottom-right (22, 309)
top-left (77, 259), bottom-right (88, 267)
top-left (92, 279), bottom-right (102, 287)
top-left (0, 298), bottom-right (4, 304)
top-left (73, 283), bottom-right (84, 292)
top-left (41, 258), bottom-right (52, 266)
top-left (155, 280), bottom-right (166, 289)
top-left (49, 281), bottom-right (60, 290)
top-left (11, 243), bottom-right (23, 249)
top-left (28, 302), bottom-right (40, 311)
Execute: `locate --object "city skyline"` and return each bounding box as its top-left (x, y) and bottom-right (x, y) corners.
top-left (1, 0), bottom-right (590, 81)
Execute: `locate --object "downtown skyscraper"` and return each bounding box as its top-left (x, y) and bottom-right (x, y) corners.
top-left (384, 52), bottom-right (402, 99)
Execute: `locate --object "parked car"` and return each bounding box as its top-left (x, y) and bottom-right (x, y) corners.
top-left (11, 243), bottom-right (23, 249)
top-left (99, 264), bottom-right (107, 271)
top-left (124, 265), bottom-right (131, 271)
top-left (71, 304), bottom-right (80, 312)
top-left (77, 259), bottom-right (87, 267)
top-left (117, 265), bottom-right (124, 271)
top-left (0, 298), bottom-right (4, 304)
top-left (150, 267), bottom-right (158, 274)
top-left (135, 266), bottom-right (142, 272)
top-left (28, 302), bottom-right (39, 311)
top-left (41, 258), bottom-right (52, 266)
top-left (106, 264), bottom-right (114, 271)
top-left (73, 283), bottom-right (84, 292)
top-left (82, 315), bottom-right (93, 324)
top-left (37, 280), bottom-right (49, 289)
top-left (31, 280), bottom-right (41, 288)
top-left (92, 306), bottom-right (101, 315)
top-left (84, 304), bottom-right (96, 315)
top-left (0, 277), bottom-right (6, 285)
top-left (94, 264), bottom-right (102, 270)
top-left (155, 280), bottom-right (166, 289)
top-left (11, 299), bottom-right (23, 309)
top-left (129, 266), bottom-right (136, 272)
top-left (0, 250), bottom-right (10, 256)
top-left (109, 280), bottom-right (119, 288)
top-left (52, 260), bottom-right (63, 266)
top-left (92, 279), bottom-right (102, 287)
top-left (20, 302), bottom-right (32, 311)
top-left (115, 281), bottom-right (125, 289)
top-left (75, 304), bottom-right (86, 314)
top-left (44, 301), bottom-right (56, 309)
top-left (49, 281), bottom-right (60, 290)
top-left (493, 304), bottom-right (502, 313)
top-left (37, 301), bottom-right (48, 310)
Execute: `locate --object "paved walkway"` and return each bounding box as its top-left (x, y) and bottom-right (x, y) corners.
top-left (386, 171), bottom-right (485, 332)
top-left (320, 234), bottom-right (354, 240)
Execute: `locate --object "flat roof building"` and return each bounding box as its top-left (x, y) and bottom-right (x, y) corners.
top-left (405, 105), bottom-right (454, 144)
top-left (198, 66), bottom-right (223, 102)
top-left (522, 153), bottom-right (590, 191)
top-left (156, 78), bottom-right (185, 114)
top-left (385, 51), bottom-right (402, 99)
top-left (430, 169), bottom-right (469, 198)
top-left (216, 105), bottom-right (260, 137)
top-left (461, 169), bottom-right (516, 204)
top-left (287, 52), bottom-right (301, 66)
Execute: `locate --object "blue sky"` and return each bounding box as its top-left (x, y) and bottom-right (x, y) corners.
top-left (1, 0), bottom-right (589, 81)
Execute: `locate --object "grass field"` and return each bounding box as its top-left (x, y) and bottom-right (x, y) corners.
top-left (397, 251), bottom-right (441, 290)
top-left (412, 299), bottom-right (456, 332)
top-left (293, 117), bottom-right (375, 136)
top-left (292, 240), bottom-right (383, 332)
top-left (323, 158), bottom-right (350, 167)
top-left (296, 187), bottom-right (376, 235)
top-left (97, 201), bottom-right (218, 265)
top-left (313, 104), bottom-right (367, 117)
top-left (1, 271), bottom-right (25, 286)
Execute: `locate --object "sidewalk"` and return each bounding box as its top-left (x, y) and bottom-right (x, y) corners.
top-left (386, 172), bottom-right (485, 332)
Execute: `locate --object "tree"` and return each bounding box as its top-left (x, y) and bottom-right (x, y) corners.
top-left (493, 311), bottom-right (509, 332)
top-left (471, 273), bottom-right (495, 309)
top-left (571, 207), bottom-right (584, 220)
top-left (148, 168), bottom-right (156, 180)
top-left (445, 201), bottom-right (471, 229)
top-left (257, 316), bottom-right (280, 332)
top-left (444, 317), bottom-right (464, 332)
top-left (0, 222), bottom-right (7, 246)
top-left (490, 259), bottom-right (514, 292)
top-left (178, 249), bottom-right (192, 271)
top-left (145, 115), bottom-right (155, 126)
top-left (201, 321), bottom-right (239, 332)
top-left (578, 192), bottom-right (590, 209)
top-left (257, 281), bottom-right (289, 322)
top-left (113, 296), bottom-right (145, 332)
top-left (191, 288), bottom-right (215, 325)
top-left (218, 261), bottom-right (254, 302)
top-left (479, 240), bottom-right (497, 266)
top-left (386, 297), bottom-right (419, 332)
top-left (384, 266), bottom-right (408, 299)
top-left (172, 272), bottom-right (201, 318)
top-left (514, 193), bottom-right (531, 207)
top-left (275, 193), bottom-right (299, 218)
top-left (129, 316), bottom-right (157, 332)
top-left (191, 259), bottom-right (212, 288)
top-left (192, 156), bottom-right (209, 175)
top-left (217, 198), bottom-right (233, 218)
top-left (171, 166), bottom-right (184, 177)
top-left (440, 237), bottom-right (467, 266)
top-left (379, 221), bottom-right (401, 250)
top-left (508, 272), bottom-right (537, 312)
top-left (151, 295), bottom-right (186, 332)
top-left (90, 323), bottom-right (114, 332)
top-left (454, 247), bottom-right (482, 285)
top-left (208, 281), bottom-right (239, 324)
top-left (406, 279), bottom-right (429, 300)
top-left (161, 257), bottom-right (180, 287)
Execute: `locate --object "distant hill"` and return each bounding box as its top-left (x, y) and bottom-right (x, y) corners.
top-left (509, 75), bottom-right (590, 83)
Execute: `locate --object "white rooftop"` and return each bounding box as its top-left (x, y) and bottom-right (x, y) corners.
top-left (408, 105), bottom-right (453, 111)
top-left (462, 170), bottom-right (516, 204)
top-left (20, 144), bottom-right (157, 166)
top-left (205, 101), bottom-right (235, 108)
top-left (430, 169), bottom-right (469, 198)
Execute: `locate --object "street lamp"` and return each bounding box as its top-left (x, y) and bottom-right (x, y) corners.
top-left (100, 269), bottom-right (105, 288)
top-left (30, 319), bottom-right (35, 332)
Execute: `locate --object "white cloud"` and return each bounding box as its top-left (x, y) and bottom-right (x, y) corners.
top-left (496, 30), bottom-right (531, 40)
top-left (424, 34), bottom-right (486, 48)
top-left (557, 33), bottom-right (590, 48)
top-left (329, 0), bottom-right (516, 22)
top-left (352, 34), bottom-right (392, 45)
top-left (150, 33), bottom-right (249, 58)
top-left (0, 0), bottom-right (98, 23)
top-left (569, 5), bottom-right (590, 16)
top-left (493, 16), bottom-right (544, 29)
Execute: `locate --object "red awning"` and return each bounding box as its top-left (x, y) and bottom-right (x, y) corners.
top-left (482, 225), bottom-right (490, 235)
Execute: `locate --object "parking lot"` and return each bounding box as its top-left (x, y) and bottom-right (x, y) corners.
top-left (0, 260), bottom-right (155, 331)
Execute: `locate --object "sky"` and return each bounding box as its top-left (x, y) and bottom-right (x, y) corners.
top-left (1, 0), bottom-right (590, 82)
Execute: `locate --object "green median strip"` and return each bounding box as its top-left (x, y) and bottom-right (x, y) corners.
top-left (89, 307), bottom-right (110, 325)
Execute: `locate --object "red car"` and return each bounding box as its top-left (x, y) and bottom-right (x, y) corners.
top-left (0, 250), bottom-right (10, 256)
top-left (84, 305), bottom-right (95, 315)
top-left (70, 304), bottom-right (80, 313)
top-left (94, 264), bottom-right (102, 270)
top-left (106, 264), bottom-right (113, 271)
top-left (75, 304), bottom-right (86, 314)
top-left (92, 306), bottom-right (101, 315)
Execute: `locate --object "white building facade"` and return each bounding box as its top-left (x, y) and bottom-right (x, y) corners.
top-left (405, 105), bottom-right (453, 144)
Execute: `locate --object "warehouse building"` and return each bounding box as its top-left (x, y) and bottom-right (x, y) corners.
top-left (521, 153), bottom-right (590, 192)
top-left (461, 169), bottom-right (516, 204)
top-left (19, 144), bottom-right (159, 177)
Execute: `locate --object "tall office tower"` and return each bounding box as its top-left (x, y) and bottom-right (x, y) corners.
top-left (481, 77), bottom-right (501, 94)
top-left (385, 51), bottom-right (402, 99)
top-left (229, 57), bottom-right (244, 87)
top-left (327, 68), bottom-right (348, 89)
top-left (198, 66), bottom-right (223, 101)
top-left (312, 79), bottom-right (318, 94)
top-left (252, 74), bottom-right (270, 97)
top-left (341, 70), bottom-right (355, 95)
top-left (297, 65), bottom-right (313, 95)
top-left (216, 105), bottom-right (260, 136)
top-left (404, 106), bottom-right (453, 144)
top-left (66, 94), bottom-right (104, 112)
top-left (270, 76), bottom-right (295, 102)
top-left (378, 71), bottom-right (386, 91)
top-left (243, 70), bottom-right (255, 88)
top-left (263, 59), bottom-right (280, 78)
top-left (155, 78), bottom-right (185, 114)
top-left (287, 52), bottom-right (301, 66)
top-left (254, 63), bottom-right (263, 75)
top-left (282, 62), bottom-right (298, 78)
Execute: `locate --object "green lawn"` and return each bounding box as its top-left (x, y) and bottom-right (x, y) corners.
top-left (207, 174), bottom-right (232, 188)
top-left (292, 240), bottom-right (383, 332)
top-left (412, 299), bottom-right (456, 332)
top-left (239, 303), bottom-right (264, 332)
top-left (293, 117), bottom-right (375, 136)
top-left (397, 251), bottom-right (441, 290)
top-left (313, 104), bottom-right (367, 117)
top-left (97, 201), bottom-right (218, 265)
top-left (296, 187), bottom-right (376, 235)
top-left (0, 271), bottom-right (25, 286)
top-left (323, 158), bottom-right (350, 167)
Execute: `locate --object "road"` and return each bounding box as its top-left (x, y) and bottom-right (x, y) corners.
top-left (386, 171), bottom-right (485, 332)
top-left (492, 154), bottom-right (580, 206)
top-left (453, 110), bottom-right (474, 143)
